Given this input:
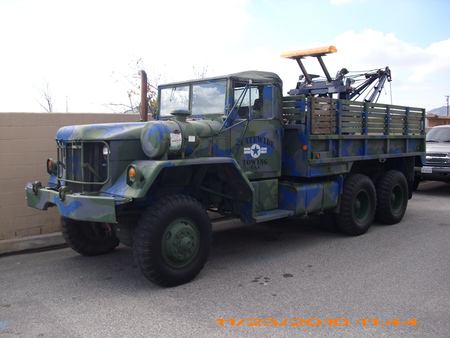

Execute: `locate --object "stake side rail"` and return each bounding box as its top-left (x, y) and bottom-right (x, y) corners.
top-left (282, 96), bottom-right (426, 172)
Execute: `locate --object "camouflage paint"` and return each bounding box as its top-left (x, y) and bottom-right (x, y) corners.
top-left (56, 122), bottom-right (144, 141)
top-left (25, 182), bottom-right (120, 223)
top-left (278, 178), bottom-right (342, 215)
top-left (26, 71), bottom-right (425, 227)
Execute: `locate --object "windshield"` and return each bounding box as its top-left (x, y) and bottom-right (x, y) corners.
top-left (426, 127), bottom-right (450, 142)
top-left (159, 85), bottom-right (189, 116)
top-left (159, 80), bottom-right (226, 118)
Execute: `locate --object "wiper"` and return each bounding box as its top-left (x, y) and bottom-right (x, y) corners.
top-left (169, 87), bottom-right (176, 102)
top-left (426, 140), bottom-right (438, 142)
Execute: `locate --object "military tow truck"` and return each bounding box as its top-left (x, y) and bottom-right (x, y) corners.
top-left (26, 46), bottom-right (426, 286)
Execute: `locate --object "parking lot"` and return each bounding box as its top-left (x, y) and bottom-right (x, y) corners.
top-left (1, 181), bottom-right (449, 337)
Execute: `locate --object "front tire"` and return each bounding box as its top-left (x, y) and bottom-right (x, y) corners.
top-left (133, 194), bottom-right (212, 287)
top-left (375, 170), bottom-right (408, 225)
top-left (335, 174), bottom-right (376, 236)
top-left (61, 217), bottom-right (120, 256)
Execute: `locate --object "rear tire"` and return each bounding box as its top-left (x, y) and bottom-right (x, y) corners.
top-left (61, 217), bottom-right (120, 256)
top-left (335, 174), bottom-right (376, 236)
top-left (375, 170), bottom-right (408, 225)
top-left (133, 194), bottom-right (212, 287)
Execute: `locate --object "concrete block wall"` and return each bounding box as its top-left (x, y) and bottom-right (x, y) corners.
top-left (0, 112), bottom-right (141, 241)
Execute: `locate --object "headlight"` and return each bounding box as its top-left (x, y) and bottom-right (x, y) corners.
top-left (46, 158), bottom-right (57, 175)
top-left (102, 145), bottom-right (110, 159)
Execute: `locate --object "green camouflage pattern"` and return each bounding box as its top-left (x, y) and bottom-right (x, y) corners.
top-left (26, 71), bottom-right (426, 227)
top-left (278, 179), bottom-right (342, 215)
top-left (25, 183), bottom-right (119, 223)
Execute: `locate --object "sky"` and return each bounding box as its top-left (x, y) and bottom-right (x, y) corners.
top-left (1, 0), bottom-right (449, 113)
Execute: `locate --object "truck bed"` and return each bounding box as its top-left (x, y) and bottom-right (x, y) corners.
top-left (281, 96), bottom-right (426, 177)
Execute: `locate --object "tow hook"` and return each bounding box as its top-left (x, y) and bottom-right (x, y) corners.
top-left (58, 186), bottom-right (70, 201)
top-left (32, 181), bottom-right (42, 195)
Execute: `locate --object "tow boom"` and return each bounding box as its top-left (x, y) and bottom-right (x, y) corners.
top-left (282, 45), bottom-right (392, 103)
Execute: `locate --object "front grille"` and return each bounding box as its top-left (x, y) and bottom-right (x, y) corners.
top-left (57, 141), bottom-right (109, 193)
top-left (425, 153), bottom-right (450, 166)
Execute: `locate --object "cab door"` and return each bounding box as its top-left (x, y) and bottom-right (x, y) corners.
top-left (220, 84), bottom-right (282, 179)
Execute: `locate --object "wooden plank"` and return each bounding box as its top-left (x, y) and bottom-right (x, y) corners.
top-left (367, 128), bottom-right (386, 134)
top-left (367, 108), bottom-right (390, 114)
top-left (313, 112), bottom-right (334, 116)
top-left (283, 107), bottom-right (303, 114)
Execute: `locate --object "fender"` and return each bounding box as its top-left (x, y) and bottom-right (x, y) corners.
top-left (101, 157), bottom-right (256, 222)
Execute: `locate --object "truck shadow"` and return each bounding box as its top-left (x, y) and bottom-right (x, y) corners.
top-left (60, 213), bottom-right (395, 291)
top-left (59, 216), bottom-right (345, 290)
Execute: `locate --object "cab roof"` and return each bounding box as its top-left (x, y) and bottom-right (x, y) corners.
top-left (158, 70), bottom-right (283, 88)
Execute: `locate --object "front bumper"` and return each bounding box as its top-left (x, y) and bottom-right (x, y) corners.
top-left (25, 183), bottom-right (131, 223)
top-left (414, 166), bottom-right (450, 181)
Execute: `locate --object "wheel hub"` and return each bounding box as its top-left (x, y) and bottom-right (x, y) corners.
top-left (354, 190), bottom-right (370, 222)
top-left (391, 192), bottom-right (396, 204)
top-left (391, 185), bottom-right (403, 212)
top-left (163, 220), bottom-right (199, 267)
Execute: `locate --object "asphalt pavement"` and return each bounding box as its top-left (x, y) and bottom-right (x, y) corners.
top-left (0, 181), bottom-right (449, 337)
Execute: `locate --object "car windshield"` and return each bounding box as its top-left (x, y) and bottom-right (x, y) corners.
top-left (159, 80), bottom-right (227, 118)
top-left (426, 127), bottom-right (450, 142)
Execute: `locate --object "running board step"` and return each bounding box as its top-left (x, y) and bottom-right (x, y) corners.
top-left (254, 209), bottom-right (294, 223)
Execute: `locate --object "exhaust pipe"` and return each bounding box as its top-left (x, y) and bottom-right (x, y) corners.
top-left (138, 70), bottom-right (148, 122)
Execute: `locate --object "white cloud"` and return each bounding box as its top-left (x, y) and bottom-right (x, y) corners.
top-left (250, 29), bottom-right (448, 111)
top-left (287, 30), bottom-right (450, 110)
top-left (0, 0), bottom-right (254, 112)
top-left (0, 1), bottom-right (447, 113)
top-left (409, 38), bottom-right (450, 82)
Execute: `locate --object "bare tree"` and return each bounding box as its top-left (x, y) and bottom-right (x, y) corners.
top-left (107, 60), bottom-right (209, 115)
top-left (35, 82), bottom-right (54, 112)
top-left (107, 58), bottom-right (158, 116)
top-left (193, 64), bottom-right (209, 79)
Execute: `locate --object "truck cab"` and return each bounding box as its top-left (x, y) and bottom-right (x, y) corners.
top-left (156, 71), bottom-right (284, 179)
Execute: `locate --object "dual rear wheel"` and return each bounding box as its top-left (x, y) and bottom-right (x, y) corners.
top-left (333, 170), bottom-right (408, 236)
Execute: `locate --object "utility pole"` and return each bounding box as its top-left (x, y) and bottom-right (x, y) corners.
top-left (445, 95), bottom-right (449, 116)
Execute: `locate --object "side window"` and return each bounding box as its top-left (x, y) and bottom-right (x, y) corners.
top-left (261, 85), bottom-right (276, 119)
top-left (223, 83), bottom-right (276, 129)
top-left (234, 84), bottom-right (276, 120)
top-left (233, 85), bottom-right (267, 120)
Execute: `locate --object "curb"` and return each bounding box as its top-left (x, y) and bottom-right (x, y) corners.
top-left (0, 233), bottom-right (67, 256)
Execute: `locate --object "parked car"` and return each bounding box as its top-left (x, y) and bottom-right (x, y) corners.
top-left (414, 125), bottom-right (450, 189)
